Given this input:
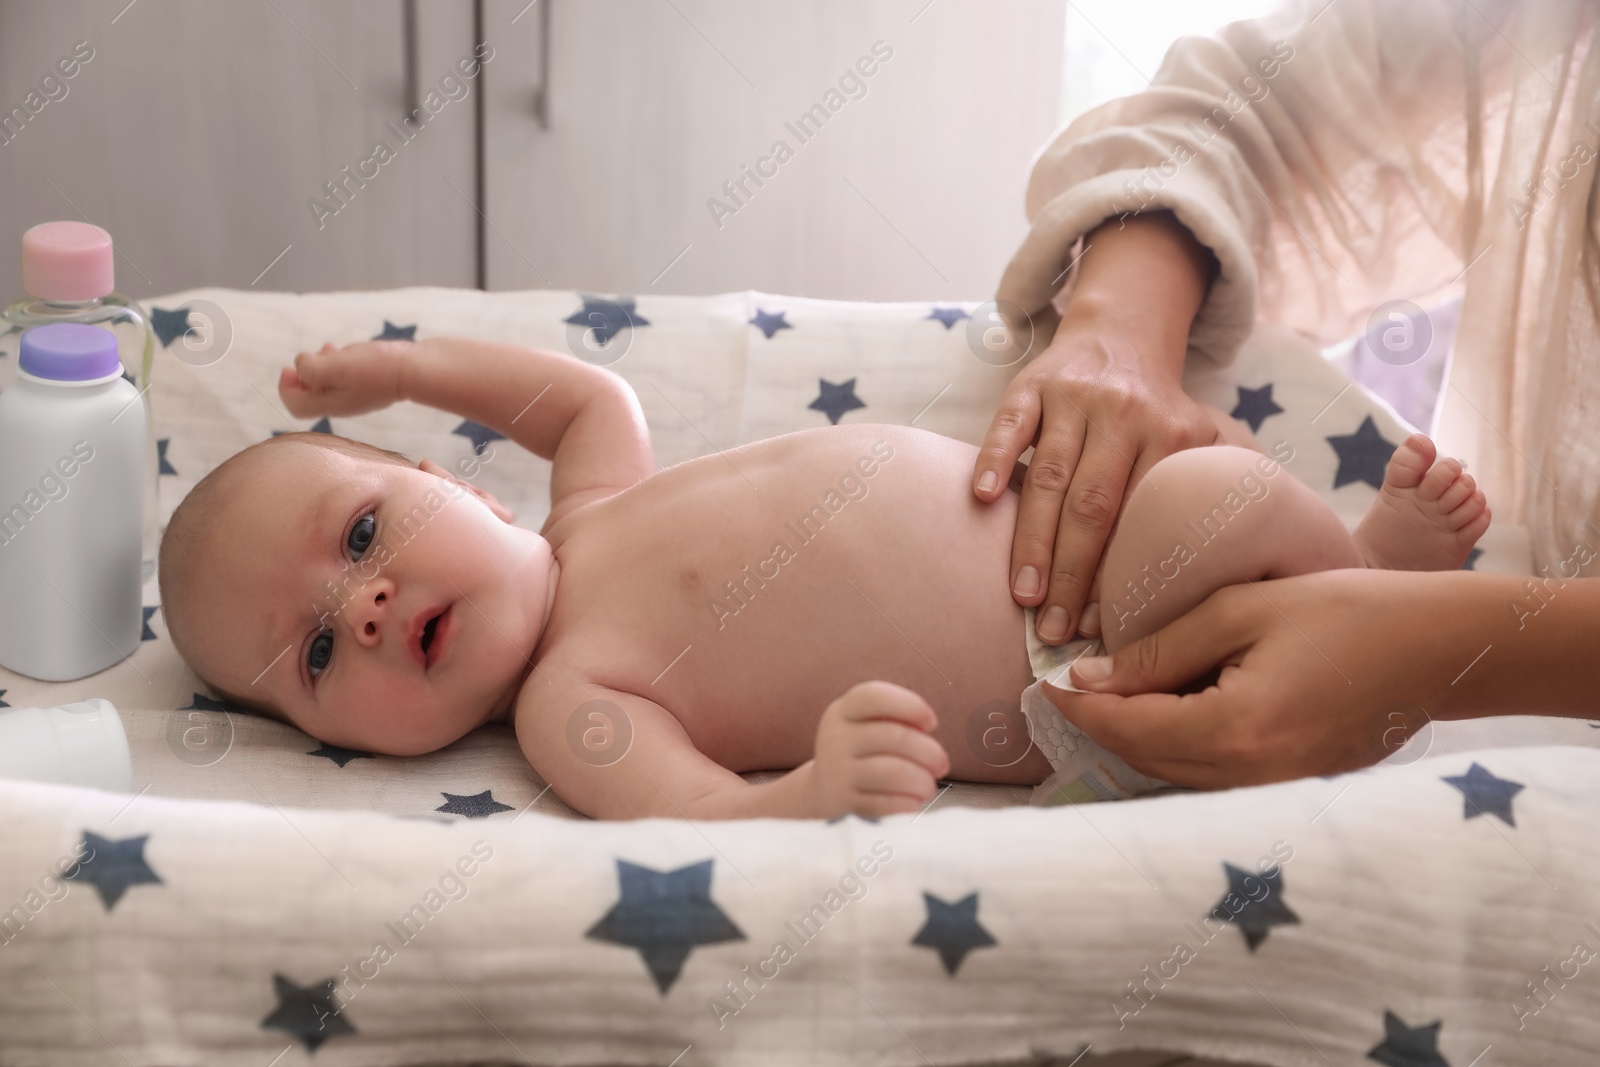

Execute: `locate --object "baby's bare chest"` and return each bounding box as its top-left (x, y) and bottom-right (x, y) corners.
top-left (531, 424), bottom-right (1037, 771)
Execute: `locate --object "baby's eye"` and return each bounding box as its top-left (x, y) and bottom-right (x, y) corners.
top-left (308, 631), bottom-right (333, 680)
top-left (347, 512), bottom-right (376, 559)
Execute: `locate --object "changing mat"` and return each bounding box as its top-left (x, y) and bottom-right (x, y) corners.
top-left (0, 286), bottom-right (1596, 1067)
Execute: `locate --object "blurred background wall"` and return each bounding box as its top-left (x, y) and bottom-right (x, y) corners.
top-left (0, 0), bottom-right (1274, 302)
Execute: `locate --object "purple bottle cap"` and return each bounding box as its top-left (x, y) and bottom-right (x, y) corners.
top-left (18, 322), bottom-right (122, 382)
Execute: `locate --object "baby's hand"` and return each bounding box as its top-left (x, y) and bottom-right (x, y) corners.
top-left (809, 680), bottom-right (950, 819)
top-left (278, 340), bottom-right (410, 418)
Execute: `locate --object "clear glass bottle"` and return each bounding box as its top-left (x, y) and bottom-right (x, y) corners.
top-left (2, 222), bottom-right (158, 585)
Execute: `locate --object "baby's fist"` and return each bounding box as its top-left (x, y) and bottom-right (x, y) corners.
top-left (809, 680), bottom-right (950, 820)
top-left (278, 340), bottom-right (410, 418)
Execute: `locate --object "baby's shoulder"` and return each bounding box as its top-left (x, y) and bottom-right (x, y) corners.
top-left (509, 666), bottom-right (667, 770)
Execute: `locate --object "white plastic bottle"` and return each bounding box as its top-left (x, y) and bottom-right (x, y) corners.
top-left (1, 221), bottom-right (159, 585)
top-left (0, 323), bottom-right (143, 680)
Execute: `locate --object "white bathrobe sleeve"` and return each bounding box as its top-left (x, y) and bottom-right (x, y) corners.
top-left (997, 0), bottom-right (1532, 370)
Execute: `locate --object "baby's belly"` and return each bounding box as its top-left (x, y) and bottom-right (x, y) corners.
top-left (547, 424), bottom-right (1051, 785)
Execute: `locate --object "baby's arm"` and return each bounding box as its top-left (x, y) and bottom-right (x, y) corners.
top-left (281, 335), bottom-right (653, 531)
top-left (521, 680), bottom-right (949, 821)
top-left (401, 337), bottom-right (654, 529)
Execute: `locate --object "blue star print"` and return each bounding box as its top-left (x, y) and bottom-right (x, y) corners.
top-left (586, 859), bottom-right (745, 994)
top-left (749, 308), bottom-right (792, 339)
top-left (1230, 384), bottom-right (1285, 433)
top-left (1213, 862), bottom-right (1299, 951)
top-left (809, 378), bottom-right (866, 424)
top-left (435, 790), bottom-right (513, 818)
top-left (926, 306), bottom-right (969, 329)
top-left (1367, 1010), bottom-right (1451, 1067)
top-left (65, 831), bottom-right (163, 911)
top-left (261, 974), bottom-right (355, 1052)
top-left (1442, 762), bottom-right (1524, 826)
top-left (308, 743), bottom-right (374, 768)
top-left (564, 296), bottom-right (650, 348)
top-left (372, 320), bottom-right (417, 341)
top-left (1326, 415), bottom-right (1398, 490)
top-left (453, 419), bottom-right (505, 456)
top-left (912, 892), bottom-right (996, 975)
top-left (150, 306), bottom-right (196, 347)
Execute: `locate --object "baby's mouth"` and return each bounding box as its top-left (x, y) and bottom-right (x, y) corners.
top-left (419, 604), bottom-right (453, 669)
top-left (409, 602), bottom-right (455, 669)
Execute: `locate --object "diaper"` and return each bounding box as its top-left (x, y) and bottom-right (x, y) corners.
top-left (1020, 607), bottom-right (1170, 806)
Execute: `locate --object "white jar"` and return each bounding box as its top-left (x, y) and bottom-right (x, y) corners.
top-left (0, 323), bottom-right (143, 680)
top-left (0, 699), bottom-right (133, 792)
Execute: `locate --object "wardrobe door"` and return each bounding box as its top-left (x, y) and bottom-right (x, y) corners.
top-left (0, 0), bottom-right (478, 299)
top-left (481, 0), bottom-right (1065, 300)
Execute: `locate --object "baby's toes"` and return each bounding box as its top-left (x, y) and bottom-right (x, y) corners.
top-left (1417, 456), bottom-right (1464, 504)
top-left (1435, 471), bottom-right (1477, 514)
top-left (1384, 433), bottom-right (1438, 491)
top-left (1448, 490), bottom-right (1489, 532)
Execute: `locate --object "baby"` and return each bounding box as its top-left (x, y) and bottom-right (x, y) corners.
top-left (158, 336), bottom-right (1490, 819)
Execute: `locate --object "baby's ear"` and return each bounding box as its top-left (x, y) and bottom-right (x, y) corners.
top-left (418, 458), bottom-right (516, 523)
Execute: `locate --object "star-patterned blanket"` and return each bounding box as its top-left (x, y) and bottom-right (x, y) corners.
top-left (5, 746), bottom-right (1600, 1066)
top-left (0, 286), bottom-right (1596, 1066)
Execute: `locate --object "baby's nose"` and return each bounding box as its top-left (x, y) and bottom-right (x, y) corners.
top-left (343, 583), bottom-right (396, 647)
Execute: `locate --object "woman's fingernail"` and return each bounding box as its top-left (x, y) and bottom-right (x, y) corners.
top-left (1072, 655), bottom-right (1112, 684)
top-left (1014, 566), bottom-right (1040, 598)
top-left (977, 470), bottom-right (998, 494)
top-left (1039, 605), bottom-right (1068, 641)
top-left (1078, 602), bottom-right (1100, 636)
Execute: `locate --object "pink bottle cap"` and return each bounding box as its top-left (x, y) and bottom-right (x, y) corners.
top-left (22, 221), bottom-right (115, 302)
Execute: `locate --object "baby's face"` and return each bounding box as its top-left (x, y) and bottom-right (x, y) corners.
top-left (191, 443), bottom-right (554, 756)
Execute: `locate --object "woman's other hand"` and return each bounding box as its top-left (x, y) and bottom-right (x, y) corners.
top-left (1042, 569), bottom-right (1512, 786)
top-left (975, 212), bottom-right (1218, 645)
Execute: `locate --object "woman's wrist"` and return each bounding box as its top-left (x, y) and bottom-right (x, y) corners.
top-left (1426, 569), bottom-right (1600, 721)
top-left (1054, 211), bottom-right (1217, 378)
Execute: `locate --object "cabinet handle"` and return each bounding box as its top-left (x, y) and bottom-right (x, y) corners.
top-left (531, 0), bottom-right (551, 128)
top-left (402, 0), bottom-right (420, 116)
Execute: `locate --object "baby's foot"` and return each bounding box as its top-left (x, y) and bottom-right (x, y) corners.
top-left (1353, 433), bottom-right (1491, 571)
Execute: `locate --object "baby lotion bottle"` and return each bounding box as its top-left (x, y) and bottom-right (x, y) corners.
top-left (2, 221), bottom-right (159, 584)
top-left (0, 323), bottom-right (143, 681)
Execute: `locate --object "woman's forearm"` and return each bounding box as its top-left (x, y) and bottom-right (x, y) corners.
top-left (1432, 569), bottom-right (1600, 720)
top-left (1061, 210), bottom-right (1219, 377)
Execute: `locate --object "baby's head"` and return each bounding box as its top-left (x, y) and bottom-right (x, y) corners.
top-left (159, 432), bottom-right (555, 756)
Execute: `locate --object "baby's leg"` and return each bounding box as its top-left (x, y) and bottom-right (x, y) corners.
top-left (1194, 403), bottom-right (1489, 569)
top-left (1088, 433), bottom-right (1491, 651)
top-left (1090, 446), bottom-right (1363, 652)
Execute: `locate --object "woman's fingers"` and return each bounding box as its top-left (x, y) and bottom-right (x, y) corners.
top-left (1032, 419), bottom-right (1136, 642)
top-left (1045, 582), bottom-right (1310, 785)
top-left (973, 380), bottom-right (1044, 502)
top-left (1047, 687), bottom-right (1227, 778)
top-left (1066, 585), bottom-right (1255, 694)
top-left (1008, 405), bottom-right (1088, 611)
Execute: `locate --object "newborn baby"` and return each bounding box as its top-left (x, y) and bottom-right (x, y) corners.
top-left (158, 336), bottom-right (1490, 819)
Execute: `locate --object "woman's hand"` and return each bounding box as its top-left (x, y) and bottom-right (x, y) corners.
top-left (278, 339), bottom-right (413, 418)
top-left (1041, 569), bottom-right (1499, 787)
top-left (975, 212), bottom-right (1219, 646)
